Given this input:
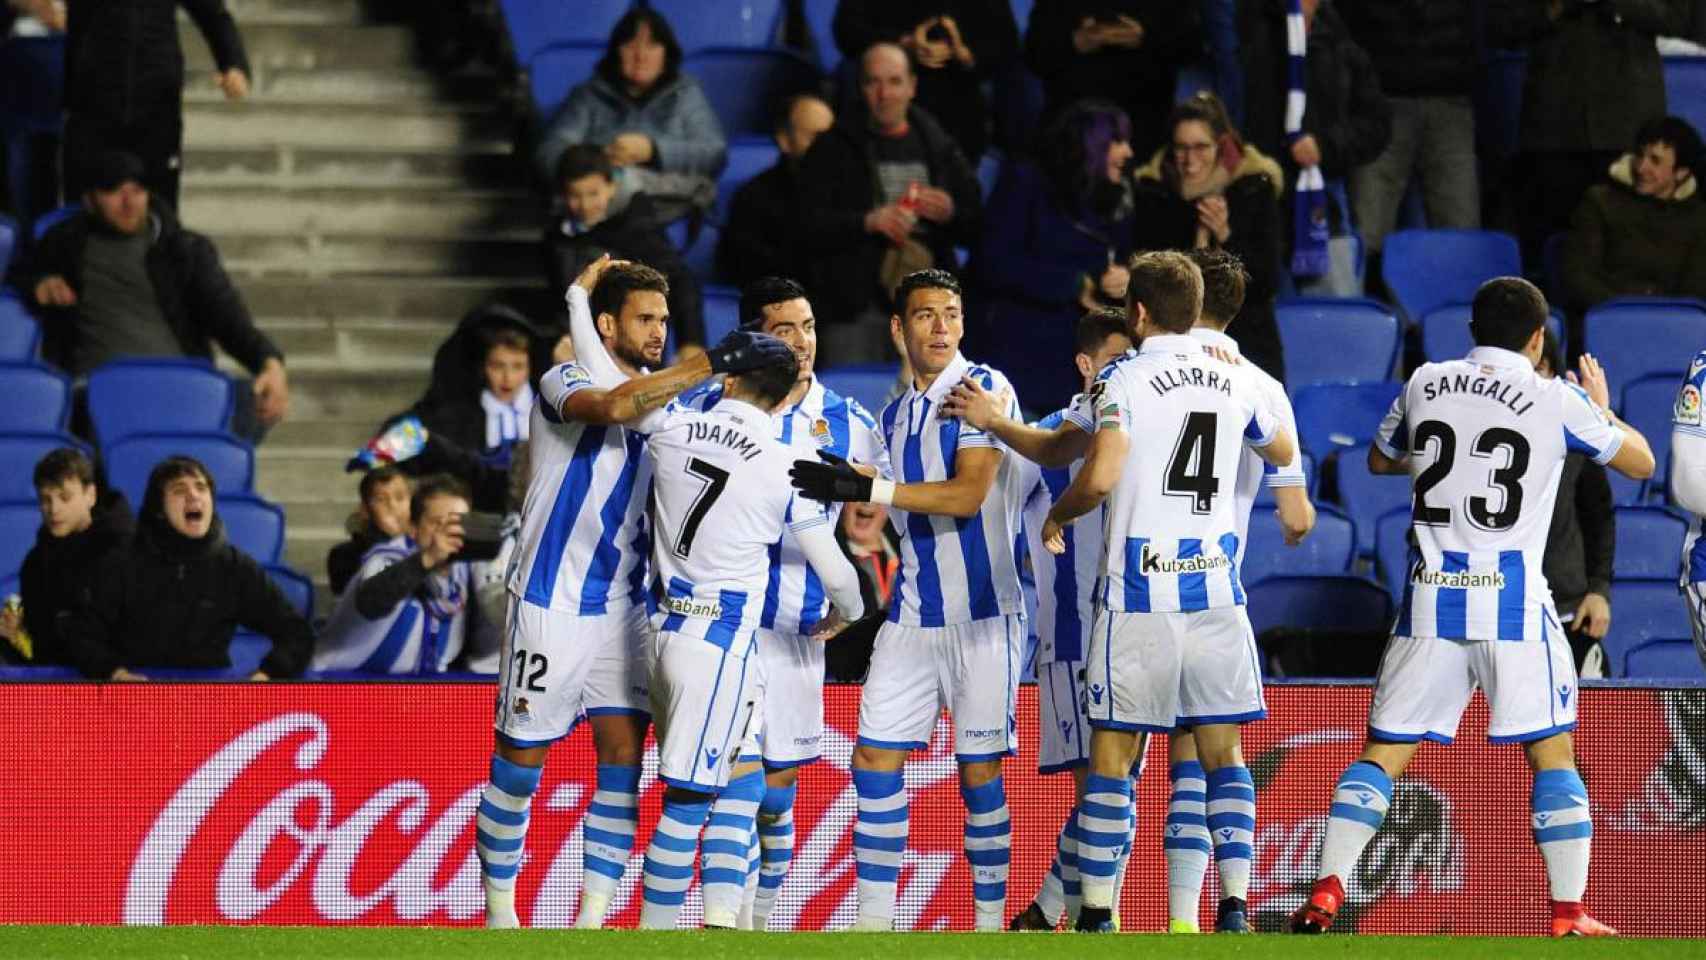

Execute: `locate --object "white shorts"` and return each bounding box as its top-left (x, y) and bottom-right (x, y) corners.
top-left (1083, 606), bottom-right (1266, 733)
top-left (1368, 624), bottom-right (1578, 745)
top-left (858, 614), bottom-right (1024, 762)
top-left (1037, 659), bottom-right (1091, 774)
top-left (494, 597), bottom-right (652, 746)
top-left (651, 629), bottom-right (759, 792)
top-left (753, 628), bottom-right (826, 768)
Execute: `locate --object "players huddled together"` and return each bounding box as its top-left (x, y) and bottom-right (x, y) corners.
top-left (472, 245), bottom-right (1657, 937)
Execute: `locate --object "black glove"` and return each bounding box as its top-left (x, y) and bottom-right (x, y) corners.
top-left (706, 329), bottom-right (794, 376)
top-left (789, 451), bottom-right (873, 503)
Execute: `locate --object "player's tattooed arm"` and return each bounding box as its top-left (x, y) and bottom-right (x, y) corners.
top-left (1040, 427), bottom-right (1128, 554)
top-left (562, 353), bottom-right (715, 426)
top-left (942, 377), bottom-right (1088, 467)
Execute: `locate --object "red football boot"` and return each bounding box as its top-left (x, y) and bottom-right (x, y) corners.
top-left (1289, 875), bottom-right (1344, 934)
top-left (1551, 901), bottom-right (1617, 938)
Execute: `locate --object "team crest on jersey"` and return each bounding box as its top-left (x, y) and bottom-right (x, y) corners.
top-left (1691, 353), bottom-right (1706, 378)
top-left (1679, 384), bottom-right (1702, 426)
top-left (513, 697), bottom-right (532, 724)
top-left (811, 417), bottom-right (833, 446)
top-left (560, 365), bottom-right (591, 388)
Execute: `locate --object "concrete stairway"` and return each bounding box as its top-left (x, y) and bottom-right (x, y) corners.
top-left (176, 0), bottom-right (534, 605)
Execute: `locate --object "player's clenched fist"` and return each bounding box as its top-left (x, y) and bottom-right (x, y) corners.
top-left (790, 451), bottom-right (884, 504)
top-left (706, 329), bottom-right (795, 376)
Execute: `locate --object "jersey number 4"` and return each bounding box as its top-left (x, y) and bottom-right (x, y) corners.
top-left (1165, 412), bottom-right (1221, 514)
top-left (1411, 420), bottom-right (1530, 530)
top-left (673, 457), bottom-right (730, 559)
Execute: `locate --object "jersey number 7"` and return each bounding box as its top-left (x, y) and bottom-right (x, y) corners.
top-left (674, 457), bottom-right (730, 559)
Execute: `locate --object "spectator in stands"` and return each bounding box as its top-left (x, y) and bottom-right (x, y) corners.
top-left (312, 474), bottom-right (474, 675)
top-left (825, 500), bottom-right (897, 683)
top-left (61, 0), bottom-right (250, 211)
top-left (326, 465), bottom-right (411, 596)
top-left (796, 42), bottom-right (982, 365)
top-left (1562, 115), bottom-right (1706, 314)
top-left (971, 99), bottom-right (1136, 411)
top-left (0, 447), bottom-right (130, 665)
top-left (1, 1), bottom-right (66, 222)
top-left (532, 8), bottom-right (727, 199)
top-left (1130, 92), bottom-right (1287, 382)
top-left (1490, 0), bottom-right (1691, 262)
top-left (1023, 1), bottom-right (1202, 157)
top-left (17, 151), bottom-right (289, 440)
top-left (544, 145), bottom-right (704, 350)
top-left (1536, 329), bottom-right (1615, 676)
top-left (718, 93), bottom-right (834, 288)
top-left (61, 455), bottom-right (313, 680)
top-left (1339, 0), bottom-right (1483, 294)
top-left (831, 1), bottom-right (1020, 163)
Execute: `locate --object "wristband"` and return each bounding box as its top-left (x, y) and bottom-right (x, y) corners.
top-left (870, 478), bottom-right (896, 506)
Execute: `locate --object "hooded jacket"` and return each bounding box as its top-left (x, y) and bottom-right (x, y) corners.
top-left (1562, 153), bottom-right (1706, 312)
top-left (1130, 141), bottom-right (1288, 383)
top-left (61, 480), bottom-right (314, 679)
top-left (64, 0), bottom-right (250, 122)
top-left (543, 192), bottom-right (705, 346)
top-left (533, 71), bottom-right (727, 184)
top-left (15, 491), bottom-right (133, 665)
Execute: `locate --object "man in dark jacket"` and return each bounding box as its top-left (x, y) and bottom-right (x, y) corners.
top-left (719, 93), bottom-right (835, 289)
top-left (1023, 0), bottom-right (1201, 157)
top-left (16, 151), bottom-right (289, 439)
top-left (544, 144), bottom-right (705, 349)
top-left (61, 455), bottom-right (314, 680)
top-left (62, 0), bottom-right (251, 210)
top-left (795, 43), bottom-right (982, 366)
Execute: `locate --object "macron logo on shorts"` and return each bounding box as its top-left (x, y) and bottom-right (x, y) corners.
top-left (704, 746), bottom-right (720, 769)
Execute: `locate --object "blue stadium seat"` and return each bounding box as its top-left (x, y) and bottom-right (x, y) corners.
top-left (499, 0), bottom-right (631, 67)
top-left (0, 501), bottom-right (37, 578)
top-left (703, 286), bottom-right (741, 345)
top-left (1242, 506), bottom-right (1356, 586)
top-left (1665, 57), bottom-right (1706, 147)
top-left (1374, 507), bottom-right (1412, 604)
top-left (1583, 298), bottom-right (1706, 390)
top-left (219, 496), bottom-right (285, 564)
top-left (0, 296), bottom-right (40, 361)
top-left (266, 564), bottom-right (315, 621)
top-left (527, 41), bottom-right (603, 117)
top-left (104, 432), bottom-right (254, 509)
top-left (1275, 297), bottom-right (1400, 390)
top-left (1381, 229), bottom-right (1521, 323)
top-left (683, 48), bottom-right (820, 136)
top-left (800, 0), bottom-right (840, 70)
top-left (1335, 444), bottom-right (1410, 556)
top-left (683, 221), bottom-right (722, 285)
top-left (30, 203), bottom-right (76, 242)
top-left (1622, 373), bottom-right (1681, 500)
top-left (0, 214), bottom-right (13, 278)
top-left (0, 363), bottom-right (69, 432)
top-left (1625, 639), bottom-right (1706, 681)
top-left (1254, 451), bottom-right (1315, 508)
top-left (0, 572), bottom-right (15, 599)
top-left (228, 631), bottom-right (273, 677)
top-left (1605, 581), bottom-right (1692, 676)
top-left (1245, 574), bottom-right (1393, 641)
top-left (648, 0), bottom-right (786, 50)
top-left (1613, 507), bottom-right (1687, 581)
top-left (86, 358), bottom-right (235, 447)
top-left (976, 150), bottom-right (1002, 200)
top-left (0, 432), bottom-right (87, 502)
top-left (819, 363), bottom-right (900, 416)
top-left (1292, 382), bottom-right (1402, 458)
top-left (1418, 302), bottom-right (1563, 364)
top-left (1011, 0), bottom-right (1036, 31)
top-left (1542, 232), bottom-right (1568, 306)
top-left (714, 136), bottom-right (780, 225)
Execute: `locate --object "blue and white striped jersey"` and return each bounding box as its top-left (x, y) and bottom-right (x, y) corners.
top-left (684, 376), bottom-right (889, 635)
top-left (877, 352), bottom-right (1027, 627)
top-left (1191, 328), bottom-right (1308, 557)
top-left (314, 537), bottom-right (469, 674)
top-left (1018, 408), bottom-right (1101, 664)
top-left (646, 397), bottom-right (833, 659)
top-left (1377, 346), bottom-right (1626, 641)
top-left (507, 361), bottom-right (654, 615)
top-left (1091, 334), bottom-right (1281, 613)
top-left (1672, 349), bottom-right (1706, 584)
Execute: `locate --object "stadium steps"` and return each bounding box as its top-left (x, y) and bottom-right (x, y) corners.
top-left (179, 0), bottom-right (538, 612)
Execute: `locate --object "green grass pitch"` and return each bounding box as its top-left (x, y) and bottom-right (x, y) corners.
top-left (1, 927), bottom-right (1700, 959)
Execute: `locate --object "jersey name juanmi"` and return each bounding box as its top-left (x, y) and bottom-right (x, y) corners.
top-left (647, 396), bottom-right (829, 659)
top-left (1092, 334), bottom-right (1279, 613)
top-left (1673, 349), bottom-right (1706, 583)
top-left (878, 351), bottom-right (1027, 627)
top-left (683, 376), bottom-right (889, 636)
top-left (508, 362), bottom-right (653, 615)
top-left (1377, 346), bottom-right (1625, 642)
top-left (1019, 407), bottom-right (1102, 664)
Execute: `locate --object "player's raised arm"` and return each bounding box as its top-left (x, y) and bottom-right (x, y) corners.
top-left (942, 375), bottom-right (1090, 468)
top-left (566, 254), bottom-right (628, 385)
top-left (1569, 353), bottom-right (1656, 481)
top-left (559, 331), bottom-right (792, 427)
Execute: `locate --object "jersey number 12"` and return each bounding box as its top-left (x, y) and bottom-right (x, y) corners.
top-left (674, 457), bottom-right (730, 559)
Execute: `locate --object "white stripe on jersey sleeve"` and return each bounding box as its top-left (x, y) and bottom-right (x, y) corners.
top-left (1560, 381), bottom-right (1624, 465)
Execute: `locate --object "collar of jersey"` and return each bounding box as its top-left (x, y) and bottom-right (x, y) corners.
top-left (783, 374), bottom-right (825, 420)
top-left (1138, 333), bottom-right (1205, 356)
top-left (1188, 327), bottom-right (1238, 353)
top-left (1465, 345), bottom-right (1533, 371)
top-left (910, 351), bottom-right (972, 404)
top-left (711, 395), bottom-right (773, 421)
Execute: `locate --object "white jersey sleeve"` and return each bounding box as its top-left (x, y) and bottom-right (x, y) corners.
top-left (566, 283), bottom-right (627, 387)
top-left (1373, 387), bottom-right (1410, 460)
top-left (538, 361), bottom-right (598, 418)
top-left (1673, 351), bottom-right (1706, 519)
top-left (1262, 383), bottom-right (1306, 488)
top-left (1560, 382), bottom-right (1623, 466)
top-left (793, 518), bottom-right (867, 624)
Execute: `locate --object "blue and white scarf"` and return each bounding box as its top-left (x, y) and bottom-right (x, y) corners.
top-left (481, 383), bottom-right (533, 461)
top-left (1287, 0), bottom-right (1330, 277)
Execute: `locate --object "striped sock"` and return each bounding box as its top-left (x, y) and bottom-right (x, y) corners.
top-left (1318, 761), bottom-right (1393, 881)
top-left (576, 764), bottom-right (641, 927)
top-left (752, 781), bottom-right (797, 930)
top-left (1165, 761), bottom-right (1211, 924)
top-left (1112, 790), bottom-right (1137, 919)
top-left (1033, 811), bottom-right (1076, 925)
top-left (961, 777), bottom-right (1011, 931)
top-left (702, 767), bottom-right (766, 928)
top-left (1075, 774), bottom-right (1133, 910)
top-left (1532, 768), bottom-right (1592, 903)
top-left (639, 796), bottom-right (711, 929)
top-left (1206, 765), bottom-right (1257, 900)
top-left (738, 821), bottom-right (760, 929)
top-left (852, 767), bottom-right (908, 928)
top-left (477, 754), bottom-right (542, 925)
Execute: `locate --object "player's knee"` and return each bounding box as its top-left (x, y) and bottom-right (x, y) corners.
top-left (1168, 728), bottom-right (1198, 764)
top-left (765, 765), bottom-right (800, 790)
top-left (852, 743), bottom-right (905, 772)
top-left (958, 759), bottom-right (1002, 788)
top-left (494, 739), bottom-right (549, 769)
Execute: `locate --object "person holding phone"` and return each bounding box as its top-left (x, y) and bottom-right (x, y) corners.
top-left (312, 474), bottom-right (475, 675)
